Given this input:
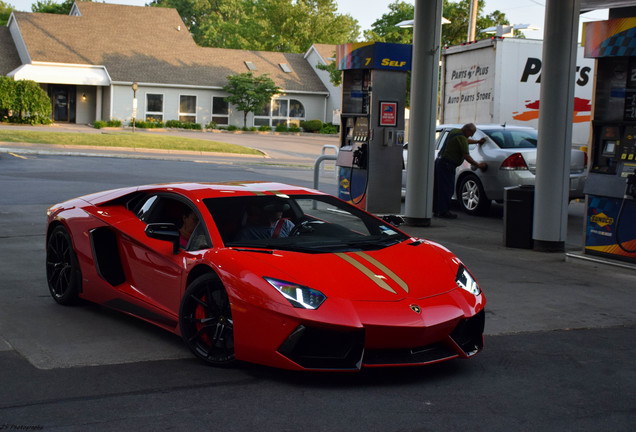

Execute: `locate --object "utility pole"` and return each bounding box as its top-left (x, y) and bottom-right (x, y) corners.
top-left (467, 0), bottom-right (478, 42)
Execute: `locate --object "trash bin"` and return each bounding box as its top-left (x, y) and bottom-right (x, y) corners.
top-left (504, 185), bottom-right (534, 249)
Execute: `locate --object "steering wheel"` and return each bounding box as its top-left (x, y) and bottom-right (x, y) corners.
top-left (289, 219), bottom-right (314, 237)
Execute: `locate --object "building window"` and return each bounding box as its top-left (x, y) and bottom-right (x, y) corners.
top-left (253, 102), bottom-right (271, 127)
top-left (146, 93), bottom-right (164, 122)
top-left (179, 95), bottom-right (197, 123)
top-left (212, 97), bottom-right (229, 126)
top-left (253, 98), bottom-right (305, 127)
top-left (289, 99), bottom-right (305, 118)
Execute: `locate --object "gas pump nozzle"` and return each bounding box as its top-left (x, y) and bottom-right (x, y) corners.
top-left (625, 169), bottom-right (636, 200)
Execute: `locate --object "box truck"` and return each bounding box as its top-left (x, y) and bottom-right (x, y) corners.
top-left (439, 37), bottom-right (595, 148)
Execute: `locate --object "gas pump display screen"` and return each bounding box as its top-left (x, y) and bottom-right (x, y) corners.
top-left (602, 140), bottom-right (617, 157)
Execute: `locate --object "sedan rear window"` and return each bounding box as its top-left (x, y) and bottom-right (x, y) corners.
top-left (482, 129), bottom-right (537, 149)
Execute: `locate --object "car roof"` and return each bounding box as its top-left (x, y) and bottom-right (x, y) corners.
top-left (86, 182), bottom-right (323, 206)
top-left (437, 123), bottom-right (536, 131)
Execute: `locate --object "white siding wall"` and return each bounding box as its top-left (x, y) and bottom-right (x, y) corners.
top-left (75, 85), bottom-right (95, 124)
top-left (111, 84), bottom-right (327, 128)
top-left (305, 48), bottom-right (341, 124)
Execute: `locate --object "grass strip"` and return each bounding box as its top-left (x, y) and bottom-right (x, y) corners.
top-left (0, 130), bottom-right (264, 156)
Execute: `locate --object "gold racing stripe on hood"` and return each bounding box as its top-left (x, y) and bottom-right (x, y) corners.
top-left (335, 253), bottom-right (397, 294)
top-left (355, 252), bottom-right (409, 294)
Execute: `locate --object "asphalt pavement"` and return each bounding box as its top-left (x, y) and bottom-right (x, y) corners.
top-left (1, 124), bottom-right (635, 431)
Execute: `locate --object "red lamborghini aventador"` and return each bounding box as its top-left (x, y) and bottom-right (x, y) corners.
top-left (46, 182), bottom-right (485, 370)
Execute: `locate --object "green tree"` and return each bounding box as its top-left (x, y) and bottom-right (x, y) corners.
top-left (0, 76), bottom-right (16, 119)
top-left (151, 0), bottom-right (359, 52)
top-left (363, 0), bottom-right (414, 44)
top-left (316, 60), bottom-right (342, 87)
top-left (0, 77), bottom-right (52, 124)
top-left (148, 0), bottom-right (246, 46)
top-left (364, 0), bottom-right (509, 47)
top-left (222, 72), bottom-right (280, 128)
top-left (0, 1), bottom-right (14, 26)
top-left (31, 0), bottom-right (82, 14)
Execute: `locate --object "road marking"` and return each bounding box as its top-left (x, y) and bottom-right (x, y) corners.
top-left (9, 152), bottom-right (28, 159)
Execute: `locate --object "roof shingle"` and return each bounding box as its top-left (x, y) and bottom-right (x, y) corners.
top-left (10, 2), bottom-right (327, 93)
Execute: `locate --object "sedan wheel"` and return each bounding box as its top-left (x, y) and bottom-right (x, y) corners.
top-left (458, 174), bottom-right (491, 216)
top-left (46, 225), bottom-right (81, 305)
top-left (179, 274), bottom-right (235, 366)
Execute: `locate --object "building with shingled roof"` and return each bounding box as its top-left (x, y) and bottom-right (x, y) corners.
top-left (1, 1), bottom-right (340, 128)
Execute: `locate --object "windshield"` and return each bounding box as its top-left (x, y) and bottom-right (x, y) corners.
top-left (482, 128), bottom-right (537, 149)
top-left (204, 194), bottom-right (409, 253)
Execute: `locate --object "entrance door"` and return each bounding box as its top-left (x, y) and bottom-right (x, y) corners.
top-left (49, 85), bottom-right (76, 123)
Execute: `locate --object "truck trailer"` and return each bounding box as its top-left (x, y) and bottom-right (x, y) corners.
top-left (439, 37), bottom-right (595, 148)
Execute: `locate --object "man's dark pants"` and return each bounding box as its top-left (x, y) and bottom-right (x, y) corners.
top-left (434, 157), bottom-right (457, 215)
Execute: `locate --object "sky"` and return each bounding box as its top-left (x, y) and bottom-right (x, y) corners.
top-left (7, 0), bottom-right (610, 41)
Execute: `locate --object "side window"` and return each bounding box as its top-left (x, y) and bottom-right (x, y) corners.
top-left (135, 195), bottom-right (211, 250)
top-left (136, 195), bottom-right (158, 222)
top-left (488, 131), bottom-right (505, 148)
top-left (436, 131), bottom-right (450, 150)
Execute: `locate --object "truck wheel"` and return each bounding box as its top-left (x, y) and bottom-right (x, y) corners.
top-left (458, 174), bottom-right (491, 216)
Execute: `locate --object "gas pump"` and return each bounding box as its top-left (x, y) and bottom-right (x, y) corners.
top-left (582, 17), bottom-right (636, 263)
top-left (335, 42), bottom-right (411, 214)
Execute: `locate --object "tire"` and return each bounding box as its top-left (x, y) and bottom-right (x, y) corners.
top-left (46, 225), bottom-right (82, 305)
top-left (458, 174), bottom-right (491, 216)
top-left (179, 273), bottom-right (235, 366)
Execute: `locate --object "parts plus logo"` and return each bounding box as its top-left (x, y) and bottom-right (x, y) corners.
top-left (512, 97), bottom-right (591, 123)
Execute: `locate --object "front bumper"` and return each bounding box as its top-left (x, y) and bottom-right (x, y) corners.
top-left (277, 310), bottom-right (485, 370)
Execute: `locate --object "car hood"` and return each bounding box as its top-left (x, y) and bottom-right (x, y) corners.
top-left (234, 240), bottom-right (460, 302)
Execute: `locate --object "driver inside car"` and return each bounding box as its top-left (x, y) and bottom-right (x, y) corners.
top-left (235, 201), bottom-right (295, 240)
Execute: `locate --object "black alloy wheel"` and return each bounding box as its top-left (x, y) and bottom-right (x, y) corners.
top-left (46, 225), bottom-right (81, 305)
top-left (179, 273), bottom-right (235, 366)
top-left (458, 174), bottom-right (491, 216)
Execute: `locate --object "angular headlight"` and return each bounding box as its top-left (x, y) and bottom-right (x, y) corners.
top-left (264, 277), bottom-right (326, 310)
top-left (455, 265), bottom-right (481, 296)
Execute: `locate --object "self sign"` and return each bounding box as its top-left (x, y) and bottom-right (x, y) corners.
top-left (381, 58), bottom-right (407, 68)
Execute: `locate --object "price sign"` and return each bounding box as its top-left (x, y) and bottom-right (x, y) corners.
top-left (624, 90), bottom-right (636, 121)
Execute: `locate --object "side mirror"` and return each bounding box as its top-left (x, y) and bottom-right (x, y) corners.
top-left (145, 223), bottom-right (180, 254)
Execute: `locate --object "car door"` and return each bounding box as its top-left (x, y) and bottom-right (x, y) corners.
top-left (116, 193), bottom-right (209, 317)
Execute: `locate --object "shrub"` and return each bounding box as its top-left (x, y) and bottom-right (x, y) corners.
top-left (95, 119), bottom-right (121, 128)
top-left (0, 77), bottom-right (52, 124)
top-left (206, 121), bottom-right (218, 130)
top-left (320, 122), bottom-right (339, 134)
top-left (134, 118), bottom-right (164, 128)
top-left (227, 125), bottom-right (239, 131)
top-left (258, 125), bottom-right (271, 132)
top-left (164, 119), bottom-right (201, 130)
top-left (288, 125), bottom-right (301, 133)
top-left (275, 124), bottom-right (289, 132)
top-left (300, 119), bottom-right (322, 133)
